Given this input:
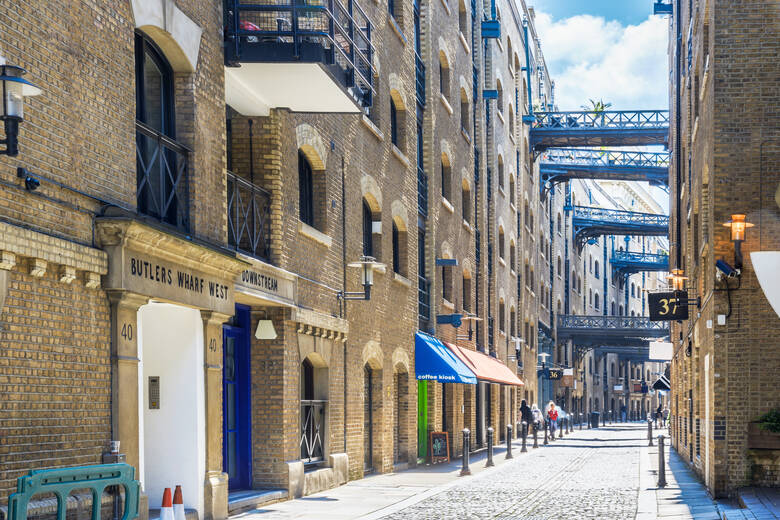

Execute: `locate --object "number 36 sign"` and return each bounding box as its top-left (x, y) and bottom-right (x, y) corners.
top-left (648, 291), bottom-right (689, 321)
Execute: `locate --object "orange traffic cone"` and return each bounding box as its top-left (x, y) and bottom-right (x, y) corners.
top-left (173, 485), bottom-right (186, 520)
top-left (160, 488), bottom-right (174, 520)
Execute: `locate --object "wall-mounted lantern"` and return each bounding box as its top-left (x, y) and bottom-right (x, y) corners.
top-left (722, 214), bottom-right (753, 270)
top-left (666, 269), bottom-right (687, 291)
top-left (340, 256), bottom-right (384, 301)
top-left (1, 65), bottom-right (42, 157)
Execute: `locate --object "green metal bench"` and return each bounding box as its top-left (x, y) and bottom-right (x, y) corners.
top-left (7, 464), bottom-right (140, 520)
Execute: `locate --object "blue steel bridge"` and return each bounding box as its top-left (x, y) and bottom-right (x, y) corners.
top-left (530, 110), bottom-right (669, 151)
top-left (611, 250), bottom-right (669, 276)
top-left (540, 148), bottom-right (669, 196)
top-left (572, 205), bottom-right (669, 250)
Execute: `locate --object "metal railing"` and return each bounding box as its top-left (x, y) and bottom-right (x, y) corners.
top-left (532, 110), bottom-right (669, 130)
top-left (227, 171), bottom-right (271, 262)
top-left (136, 121), bottom-right (190, 232)
top-left (225, 0), bottom-right (375, 106)
top-left (558, 314), bottom-right (669, 332)
top-left (573, 206), bottom-right (670, 227)
top-left (541, 148), bottom-right (670, 168)
top-left (611, 251), bottom-right (669, 268)
top-left (301, 400), bottom-right (326, 463)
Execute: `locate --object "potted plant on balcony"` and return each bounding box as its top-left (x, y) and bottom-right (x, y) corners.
top-left (748, 409), bottom-right (780, 450)
top-left (581, 98), bottom-right (612, 127)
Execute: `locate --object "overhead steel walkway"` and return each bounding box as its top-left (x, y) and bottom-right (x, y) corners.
top-left (611, 250), bottom-right (669, 276)
top-left (540, 148), bottom-right (669, 196)
top-left (530, 110), bottom-right (669, 152)
top-left (557, 315), bottom-right (669, 346)
top-left (572, 205), bottom-right (669, 250)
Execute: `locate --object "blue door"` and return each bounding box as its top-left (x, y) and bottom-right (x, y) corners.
top-left (222, 305), bottom-right (252, 490)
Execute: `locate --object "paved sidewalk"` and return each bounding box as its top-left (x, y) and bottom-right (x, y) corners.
top-left (232, 423), bottom-right (722, 519)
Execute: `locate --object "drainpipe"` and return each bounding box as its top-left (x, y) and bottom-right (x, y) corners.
top-left (341, 154), bottom-right (348, 453)
top-left (674, 1), bottom-right (682, 272)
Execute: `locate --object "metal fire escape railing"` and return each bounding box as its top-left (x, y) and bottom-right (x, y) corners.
top-left (227, 171), bottom-right (271, 262)
top-left (224, 0), bottom-right (375, 107)
top-left (572, 205), bottom-right (669, 250)
top-left (529, 110), bottom-right (669, 151)
top-left (610, 250), bottom-right (669, 276)
top-left (557, 315), bottom-right (669, 346)
top-left (539, 148), bottom-right (669, 196)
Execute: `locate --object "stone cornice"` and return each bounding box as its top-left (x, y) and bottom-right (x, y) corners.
top-left (95, 218), bottom-right (249, 278)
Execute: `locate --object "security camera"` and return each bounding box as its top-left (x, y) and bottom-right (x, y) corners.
top-left (715, 259), bottom-right (738, 279)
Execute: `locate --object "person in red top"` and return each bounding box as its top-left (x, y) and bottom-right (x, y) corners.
top-left (547, 401), bottom-right (559, 437)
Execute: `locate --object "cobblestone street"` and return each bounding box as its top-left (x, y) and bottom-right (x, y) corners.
top-left (240, 423), bottom-right (721, 519)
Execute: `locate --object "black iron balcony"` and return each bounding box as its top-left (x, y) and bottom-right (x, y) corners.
top-left (135, 121), bottom-right (190, 232)
top-left (227, 171), bottom-right (271, 262)
top-left (300, 399), bottom-right (326, 464)
top-left (611, 250), bottom-right (669, 276)
top-left (224, 0), bottom-right (375, 113)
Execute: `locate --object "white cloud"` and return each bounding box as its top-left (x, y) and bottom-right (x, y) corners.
top-left (534, 11), bottom-right (669, 111)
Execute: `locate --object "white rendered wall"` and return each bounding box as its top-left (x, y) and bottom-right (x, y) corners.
top-left (138, 303), bottom-right (206, 517)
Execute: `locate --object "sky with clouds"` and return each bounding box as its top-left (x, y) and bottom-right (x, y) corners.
top-left (529, 0), bottom-right (669, 112)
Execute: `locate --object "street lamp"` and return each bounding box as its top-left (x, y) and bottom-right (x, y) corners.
top-left (340, 256), bottom-right (384, 301)
top-left (0, 64), bottom-right (42, 157)
top-left (666, 269), bottom-right (687, 291)
top-left (455, 313), bottom-right (482, 341)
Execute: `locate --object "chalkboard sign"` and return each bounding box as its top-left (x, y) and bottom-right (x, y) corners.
top-left (429, 432), bottom-right (450, 464)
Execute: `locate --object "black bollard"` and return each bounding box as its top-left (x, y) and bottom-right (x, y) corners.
top-left (579, 413), bottom-right (583, 430)
top-left (657, 434), bottom-right (667, 487)
top-left (607, 410), bottom-right (612, 425)
top-left (587, 412), bottom-right (592, 429)
top-left (559, 419), bottom-right (563, 438)
top-left (506, 424), bottom-right (513, 459)
top-left (460, 428), bottom-right (471, 476)
top-left (486, 427), bottom-right (495, 466)
top-left (532, 422), bottom-right (539, 448)
top-left (648, 419), bottom-right (654, 446)
top-left (521, 422), bottom-right (528, 453)
top-left (516, 421), bottom-right (522, 440)
top-left (543, 420), bottom-right (549, 445)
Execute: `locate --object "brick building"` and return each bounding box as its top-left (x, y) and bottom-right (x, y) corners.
top-left (664, 0), bottom-right (780, 497)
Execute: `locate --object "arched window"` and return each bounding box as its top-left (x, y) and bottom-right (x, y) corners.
top-left (557, 256), bottom-right (562, 276)
top-left (510, 307), bottom-right (516, 336)
top-left (498, 226), bottom-right (505, 259)
top-left (460, 88), bottom-right (469, 134)
top-left (498, 299), bottom-right (505, 332)
top-left (589, 289), bottom-right (593, 305)
top-left (392, 222), bottom-right (400, 273)
top-left (441, 156), bottom-right (452, 201)
top-left (458, 0), bottom-right (467, 35)
top-left (497, 154), bottom-right (504, 190)
top-left (462, 272), bottom-right (472, 311)
top-left (135, 31), bottom-right (182, 226)
top-left (461, 179), bottom-right (471, 223)
top-left (510, 240), bottom-right (516, 270)
top-left (611, 301), bottom-right (616, 315)
top-left (557, 213), bottom-right (562, 234)
top-left (509, 175), bottom-right (515, 206)
top-left (362, 200), bottom-right (373, 257)
top-left (631, 283), bottom-right (635, 297)
top-left (390, 98), bottom-right (399, 146)
top-left (619, 305), bottom-right (624, 316)
top-left (496, 79), bottom-right (503, 114)
top-left (298, 151), bottom-right (314, 227)
top-left (439, 52), bottom-right (450, 100)
top-left (594, 261), bottom-right (600, 279)
top-left (611, 363), bottom-right (615, 377)
top-left (594, 292), bottom-right (600, 310)
top-left (589, 357), bottom-right (593, 374)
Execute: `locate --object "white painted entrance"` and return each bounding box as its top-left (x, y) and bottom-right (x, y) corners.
top-left (138, 303), bottom-right (206, 517)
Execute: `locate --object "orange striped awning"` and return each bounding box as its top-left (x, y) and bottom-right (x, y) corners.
top-left (444, 342), bottom-right (524, 386)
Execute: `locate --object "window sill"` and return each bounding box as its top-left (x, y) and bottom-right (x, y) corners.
top-left (298, 221), bottom-right (332, 248)
top-left (508, 132), bottom-right (516, 145)
top-left (459, 32), bottom-right (470, 54)
top-left (498, 257), bottom-right (506, 268)
top-left (495, 38), bottom-right (504, 53)
top-left (441, 298), bottom-right (455, 311)
top-left (461, 128), bottom-right (471, 143)
top-left (391, 145), bottom-right (410, 168)
top-left (496, 109), bottom-right (505, 125)
top-left (498, 186), bottom-right (506, 199)
top-left (510, 203), bottom-right (516, 213)
top-left (440, 0), bottom-right (451, 15)
top-left (361, 114), bottom-right (384, 141)
top-left (392, 272), bottom-right (412, 288)
top-left (439, 93), bottom-right (454, 115)
top-left (510, 269), bottom-right (517, 277)
top-left (462, 219), bottom-right (473, 233)
top-left (441, 197), bottom-right (454, 213)
top-left (388, 16), bottom-right (407, 45)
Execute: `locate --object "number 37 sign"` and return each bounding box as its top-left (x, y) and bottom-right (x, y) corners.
top-left (648, 291), bottom-right (689, 321)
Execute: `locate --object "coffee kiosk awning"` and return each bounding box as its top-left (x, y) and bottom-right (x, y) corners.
top-left (445, 342), bottom-right (524, 386)
top-left (415, 333), bottom-right (477, 384)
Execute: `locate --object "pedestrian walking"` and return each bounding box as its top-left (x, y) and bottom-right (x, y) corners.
top-left (662, 407), bottom-right (669, 428)
top-left (620, 404), bottom-right (627, 423)
top-left (547, 402), bottom-right (559, 438)
top-left (531, 403), bottom-right (543, 433)
top-left (655, 404), bottom-right (663, 427)
top-left (520, 399), bottom-right (532, 436)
